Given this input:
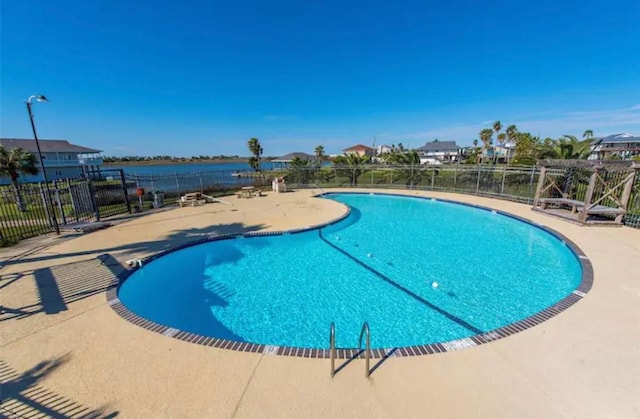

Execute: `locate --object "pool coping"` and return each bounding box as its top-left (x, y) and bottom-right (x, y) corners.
top-left (105, 191), bottom-right (593, 359)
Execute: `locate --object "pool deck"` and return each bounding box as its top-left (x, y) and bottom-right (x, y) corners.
top-left (1, 188), bottom-right (639, 418)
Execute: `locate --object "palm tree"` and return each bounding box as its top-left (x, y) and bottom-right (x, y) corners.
top-left (511, 132), bottom-right (540, 165)
top-left (247, 138), bottom-right (263, 172)
top-left (334, 153), bottom-right (370, 186)
top-left (314, 145), bottom-right (325, 160)
top-left (0, 146), bottom-right (39, 211)
top-left (286, 157), bottom-right (317, 186)
top-left (385, 150), bottom-right (423, 187)
top-left (479, 128), bottom-right (494, 164)
top-left (505, 124), bottom-right (518, 164)
top-left (314, 145), bottom-right (325, 168)
top-left (539, 135), bottom-right (594, 160)
top-left (472, 139), bottom-right (478, 148)
top-left (583, 129), bottom-right (594, 140)
top-left (492, 121), bottom-right (502, 163)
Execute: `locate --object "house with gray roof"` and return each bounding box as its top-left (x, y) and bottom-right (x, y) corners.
top-left (416, 140), bottom-right (461, 164)
top-left (590, 133), bottom-right (640, 160)
top-left (271, 152), bottom-right (318, 169)
top-left (0, 138), bottom-right (103, 184)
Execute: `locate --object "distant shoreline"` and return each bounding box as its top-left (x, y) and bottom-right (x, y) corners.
top-left (103, 159), bottom-right (249, 167)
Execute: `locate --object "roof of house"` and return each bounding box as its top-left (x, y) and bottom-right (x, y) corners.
top-left (343, 144), bottom-right (375, 152)
top-left (599, 133), bottom-right (640, 144)
top-left (417, 140), bottom-right (459, 152)
top-left (0, 138), bottom-right (101, 154)
top-left (272, 152), bottom-right (317, 162)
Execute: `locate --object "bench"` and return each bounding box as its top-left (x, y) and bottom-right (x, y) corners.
top-left (539, 198), bottom-right (584, 213)
top-left (236, 187), bottom-right (262, 199)
top-left (178, 192), bottom-right (207, 207)
top-left (539, 198), bottom-right (626, 216)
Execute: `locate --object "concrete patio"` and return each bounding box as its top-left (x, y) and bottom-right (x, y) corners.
top-left (1, 189), bottom-right (639, 418)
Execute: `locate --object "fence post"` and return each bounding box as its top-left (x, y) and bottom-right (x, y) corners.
top-left (454, 160), bottom-right (458, 187)
top-left (150, 173), bottom-right (156, 193)
top-left (119, 169), bottom-right (132, 214)
top-left (39, 182), bottom-right (57, 232)
top-left (528, 166), bottom-right (537, 203)
top-left (500, 165), bottom-right (507, 196)
top-left (88, 179), bottom-right (100, 221)
top-left (475, 164), bottom-right (481, 194)
top-left (53, 181), bottom-right (67, 225)
top-left (410, 164), bottom-right (415, 189)
top-left (175, 173), bottom-right (181, 196)
top-left (66, 179), bottom-right (80, 222)
top-left (430, 167), bottom-right (435, 190)
top-left (199, 172), bottom-right (204, 193)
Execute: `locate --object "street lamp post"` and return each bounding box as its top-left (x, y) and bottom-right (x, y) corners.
top-left (26, 94), bottom-right (60, 234)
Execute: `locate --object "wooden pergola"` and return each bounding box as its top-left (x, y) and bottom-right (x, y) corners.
top-left (532, 159), bottom-right (639, 226)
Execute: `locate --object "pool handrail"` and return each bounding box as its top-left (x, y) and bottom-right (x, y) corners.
top-left (329, 322), bottom-right (336, 377)
top-left (358, 322), bottom-right (371, 378)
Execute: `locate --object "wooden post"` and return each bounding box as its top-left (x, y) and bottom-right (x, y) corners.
top-left (532, 166), bottom-right (547, 208)
top-left (616, 170), bottom-right (637, 224)
top-left (580, 169), bottom-right (598, 223)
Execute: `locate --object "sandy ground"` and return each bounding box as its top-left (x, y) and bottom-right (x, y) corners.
top-left (1, 188), bottom-right (639, 418)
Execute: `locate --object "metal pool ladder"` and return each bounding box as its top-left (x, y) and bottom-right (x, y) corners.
top-left (329, 322), bottom-right (371, 378)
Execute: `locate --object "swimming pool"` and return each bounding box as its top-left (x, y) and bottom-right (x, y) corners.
top-left (117, 193), bottom-right (586, 351)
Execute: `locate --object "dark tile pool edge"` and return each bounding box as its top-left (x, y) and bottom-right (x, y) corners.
top-left (106, 191), bottom-right (593, 359)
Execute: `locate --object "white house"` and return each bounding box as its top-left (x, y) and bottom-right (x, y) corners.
top-left (480, 140), bottom-right (516, 163)
top-left (0, 138), bottom-right (103, 184)
top-left (589, 133), bottom-right (640, 160)
top-left (377, 144), bottom-right (393, 155)
top-left (416, 140), bottom-right (461, 164)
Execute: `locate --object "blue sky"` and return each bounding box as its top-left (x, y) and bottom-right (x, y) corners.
top-left (2, 0), bottom-right (639, 157)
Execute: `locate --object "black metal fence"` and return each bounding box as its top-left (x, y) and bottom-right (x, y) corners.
top-left (124, 164), bottom-right (639, 228)
top-left (283, 164), bottom-right (639, 227)
top-left (0, 169), bottom-right (131, 245)
top-left (125, 170), bottom-right (267, 209)
top-left (3, 165), bottom-right (638, 246)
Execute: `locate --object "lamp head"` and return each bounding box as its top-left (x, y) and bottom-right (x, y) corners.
top-left (36, 95), bottom-right (49, 102)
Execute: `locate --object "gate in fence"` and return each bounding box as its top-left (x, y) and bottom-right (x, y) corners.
top-left (0, 169), bottom-right (131, 244)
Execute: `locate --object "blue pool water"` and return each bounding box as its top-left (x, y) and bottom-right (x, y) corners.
top-left (118, 193), bottom-right (582, 349)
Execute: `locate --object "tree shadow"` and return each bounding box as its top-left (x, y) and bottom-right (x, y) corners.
top-left (0, 356), bottom-right (118, 418)
top-left (1, 221), bottom-right (267, 268)
top-left (119, 242), bottom-right (246, 342)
